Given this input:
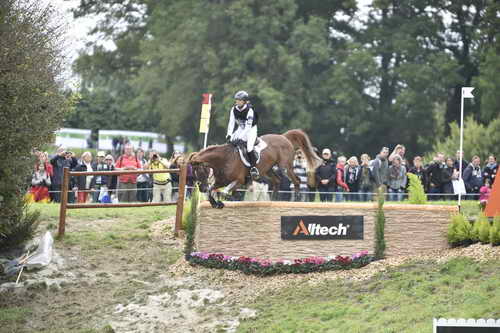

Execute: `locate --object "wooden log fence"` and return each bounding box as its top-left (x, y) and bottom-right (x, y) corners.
top-left (58, 164), bottom-right (187, 237)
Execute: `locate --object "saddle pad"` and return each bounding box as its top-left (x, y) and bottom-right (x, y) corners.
top-left (238, 139), bottom-right (268, 167)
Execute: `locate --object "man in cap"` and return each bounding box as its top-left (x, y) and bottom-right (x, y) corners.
top-left (315, 148), bottom-right (337, 202)
top-left (90, 151), bottom-right (113, 203)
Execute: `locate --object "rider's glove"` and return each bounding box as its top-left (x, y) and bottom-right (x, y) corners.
top-left (226, 135), bottom-right (232, 143)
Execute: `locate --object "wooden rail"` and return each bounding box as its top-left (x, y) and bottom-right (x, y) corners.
top-left (58, 164), bottom-right (187, 237)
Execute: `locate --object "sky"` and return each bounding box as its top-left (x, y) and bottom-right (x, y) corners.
top-left (42, 0), bottom-right (107, 87)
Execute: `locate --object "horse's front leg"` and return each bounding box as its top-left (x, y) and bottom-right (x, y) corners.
top-left (221, 180), bottom-right (239, 198)
top-left (208, 186), bottom-right (223, 209)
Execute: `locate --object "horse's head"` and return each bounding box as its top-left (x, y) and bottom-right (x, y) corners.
top-left (187, 152), bottom-right (211, 193)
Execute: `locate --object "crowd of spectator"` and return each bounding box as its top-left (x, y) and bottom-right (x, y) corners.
top-left (29, 144), bottom-right (194, 204)
top-left (28, 143), bottom-right (497, 206)
top-left (245, 145), bottom-right (496, 206)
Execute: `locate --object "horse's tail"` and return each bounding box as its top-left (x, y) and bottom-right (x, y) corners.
top-left (282, 129), bottom-right (322, 170)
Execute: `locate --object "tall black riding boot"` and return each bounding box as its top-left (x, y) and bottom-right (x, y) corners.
top-left (247, 151), bottom-right (260, 179)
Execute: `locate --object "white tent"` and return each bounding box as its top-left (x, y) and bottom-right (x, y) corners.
top-left (98, 129), bottom-right (168, 153)
top-left (54, 128), bottom-right (91, 149)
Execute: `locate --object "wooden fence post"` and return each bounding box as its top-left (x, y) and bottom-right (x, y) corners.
top-left (175, 163), bottom-right (188, 236)
top-left (58, 167), bottom-right (70, 238)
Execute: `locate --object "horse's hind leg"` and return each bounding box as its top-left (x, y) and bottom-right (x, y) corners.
top-left (267, 169), bottom-right (281, 201)
top-left (285, 164), bottom-right (301, 201)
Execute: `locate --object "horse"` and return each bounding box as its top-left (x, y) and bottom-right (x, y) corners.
top-left (187, 129), bottom-right (322, 208)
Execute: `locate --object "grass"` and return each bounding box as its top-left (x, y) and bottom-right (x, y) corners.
top-left (60, 216), bottom-right (159, 250)
top-left (0, 307), bottom-right (32, 331)
top-left (28, 203), bottom-right (176, 248)
top-left (0, 202), bottom-right (181, 333)
top-left (30, 202), bottom-right (175, 223)
top-left (423, 200), bottom-right (479, 219)
top-left (237, 257), bottom-right (500, 333)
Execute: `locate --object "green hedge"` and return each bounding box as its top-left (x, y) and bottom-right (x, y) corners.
top-left (448, 213), bottom-right (499, 247)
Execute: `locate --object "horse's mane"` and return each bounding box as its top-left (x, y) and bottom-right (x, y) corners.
top-left (188, 144), bottom-right (235, 165)
top-left (200, 144), bottom-right (233, 154)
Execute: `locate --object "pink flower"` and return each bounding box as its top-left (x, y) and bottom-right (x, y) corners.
top-left (259, 259), bottom-right (272, 267)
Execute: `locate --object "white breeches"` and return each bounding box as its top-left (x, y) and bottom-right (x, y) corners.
top-left (231, 125), bottom-right (257, 152)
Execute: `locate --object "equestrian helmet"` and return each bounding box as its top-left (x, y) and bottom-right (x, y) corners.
top-left (234, 90), bottom-right (249, 101)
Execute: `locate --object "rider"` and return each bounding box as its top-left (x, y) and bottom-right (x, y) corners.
top-left (226, 90), bottom-right (259, 179)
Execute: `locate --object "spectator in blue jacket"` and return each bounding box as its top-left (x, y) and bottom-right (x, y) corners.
top-left (463, 156), bottom-right (483, 200)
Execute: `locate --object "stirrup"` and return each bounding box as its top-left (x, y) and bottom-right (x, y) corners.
top-left (250, 167), bottom-right (260, 179)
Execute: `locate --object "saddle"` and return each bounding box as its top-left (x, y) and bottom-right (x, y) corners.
top-left (230, 138), bottom-right (267, 167)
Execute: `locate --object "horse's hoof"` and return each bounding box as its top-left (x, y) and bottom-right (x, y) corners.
top-left (216, 201), bottom-right (225, 209)
top-left (209, 198), bottom-right (218, 208)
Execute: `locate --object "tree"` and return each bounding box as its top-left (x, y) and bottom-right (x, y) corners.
top-left (133, 0), bottom-right (342, 148)
top-left (0, 0), bottom-right (70, 249)
top-left (438, 0), bottom-right (491, 129)
top-left (429, 117), bottom-right (500, 161)
top-left (71, 0), bottom-right (499, 157)
top-left (323, 0), bottom-right (461, 155)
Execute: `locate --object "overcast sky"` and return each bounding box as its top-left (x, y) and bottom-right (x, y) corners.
top-left (39, 0), bottom-right (102, 87)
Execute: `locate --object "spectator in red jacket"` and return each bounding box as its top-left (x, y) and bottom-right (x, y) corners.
top-left (115, 144), bottom-right (142, 202)
top-left (336, 156), bottom-right (350, 202)
top-left (30, 163), bottom-right (52, 202)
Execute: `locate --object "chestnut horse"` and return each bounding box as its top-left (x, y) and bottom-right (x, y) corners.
top-left (188, 129), bottom-right (322, 208)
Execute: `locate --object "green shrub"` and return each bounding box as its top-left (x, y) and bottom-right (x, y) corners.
top-left (407, 173), bottom-right (427, 204)
top-left (471, 213), bottom-right (489, 243)
top-left (184, 185), bottom-right (200, 258)
top-left (374, 187), bottom-right (386, 259)
top-left (1, 1), bottom-right (71, 250)
top-left (476, 214), bottom-right (491, 244)
top-left (182, 199), bottom-right (192, 230)
top-left (447, 214), bottom-right (473, 247)
top-left (0, 201), bottom-right (40, 251)
top-left (490, 215), bottom-right (500, 246)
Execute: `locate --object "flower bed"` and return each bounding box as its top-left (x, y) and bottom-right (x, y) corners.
top-left (186, 251), bottom-right (373, 276)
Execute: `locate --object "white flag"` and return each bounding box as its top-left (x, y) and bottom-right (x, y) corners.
top-left (462, 87), bottom-right (474, 99)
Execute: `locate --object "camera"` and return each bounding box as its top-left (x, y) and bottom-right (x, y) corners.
top-left (152, 154), bottom-right (159, 160)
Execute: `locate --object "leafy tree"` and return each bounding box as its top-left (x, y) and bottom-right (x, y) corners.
top-left (133, 0), bottom-right (343, 148)
top-left (0, 0), bottom-right (70, 249)
top-left (70, 0), bottom-right (500, 157)
top-left (429, 117), bottom-right (500, 161)
top-left (325, 0), bottom-right (461, 155)
top-left (439, 0), bottom-right (492, 128)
